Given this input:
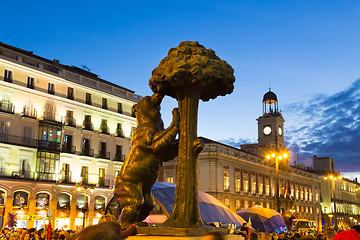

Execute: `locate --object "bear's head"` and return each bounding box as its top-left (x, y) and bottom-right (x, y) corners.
top-left (132, 93), bottom-right (164, 126)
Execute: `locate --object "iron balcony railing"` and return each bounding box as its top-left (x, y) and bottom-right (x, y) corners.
top-left (98, 151), bottom-right (110, 159)
top-left (37, 140), bottom-right (61, 151)
top-left (64, 116), bottom-right (76, 127)
top-left (23, 106), bottom-right (37, 119)
top-left (113, 153), bottom-right (125, 162)
top-left (98, 179), bottom-right (110, 188)
top-left (115, 129), bottom-right (125, 138)
top-left (0, 134), bottom-right (37, 148)
top-left (82, 121), bottom-right (94, 131)
top-left (0, 100), bottom-right (15, 114)
top-left (42, 111), bottom-right (62, 124)
top-left (61, 145), bottom-right (76, 154)
top-left (81, 148), bottom-right (94, 157)
top-left (99, 124), bottom-right (110, 135)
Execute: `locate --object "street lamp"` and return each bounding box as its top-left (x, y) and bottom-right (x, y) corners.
top-left (324, 173), bottom-right (342, 230)
top-left (76, 184), bottom-right (95, 228)
top-left (266, 151), bottom-right (289, 213)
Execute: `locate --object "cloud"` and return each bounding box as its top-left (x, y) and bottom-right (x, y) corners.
top-left (219, 138), bottom-right (256, 148)
top-left (284, 79), bottom-right (360, 173)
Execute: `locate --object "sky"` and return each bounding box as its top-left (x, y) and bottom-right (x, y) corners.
top-left (2, 1), bottom-right (360, 178)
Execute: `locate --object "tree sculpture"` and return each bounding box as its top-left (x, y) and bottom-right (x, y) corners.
top-left (149, 41), bottom-right (235, 227)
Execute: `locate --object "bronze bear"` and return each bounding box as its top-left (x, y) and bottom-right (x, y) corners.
top-left (114, 93), bottom-right (179, 229)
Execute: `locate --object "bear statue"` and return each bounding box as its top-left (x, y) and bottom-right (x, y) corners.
top-left (114, 93), bottom-right (179, 229)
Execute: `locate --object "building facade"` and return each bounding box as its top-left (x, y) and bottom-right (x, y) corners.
top-left (161, 90), bottom-right (322, 227)
top-left (0, 43), bottom-right (141, 230)
top-left (312, 156), bottom-right (360, 229)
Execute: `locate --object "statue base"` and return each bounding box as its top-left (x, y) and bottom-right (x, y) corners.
top-left (128, 234), bottom-right (243, 240)
top-left (133, 226), bottom-right (227, 237)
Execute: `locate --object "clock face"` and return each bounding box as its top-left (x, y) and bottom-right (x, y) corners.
top-left (278, 127), bottom-right (283, 136)
top-left (263, 126), bottom-right (271, 135)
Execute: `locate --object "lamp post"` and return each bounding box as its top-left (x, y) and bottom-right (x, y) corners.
top-left (324, 173), bottom-right (342, 230)
top-left (266, 152), bottom-right (288, 213)
top-left (76, 185), bottom-right (95, 228)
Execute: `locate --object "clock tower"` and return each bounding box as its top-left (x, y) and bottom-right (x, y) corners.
top-left (257, 90), bottom-right (285, 149)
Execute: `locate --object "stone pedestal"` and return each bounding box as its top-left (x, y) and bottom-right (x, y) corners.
top-left (136, 226), bottom-right (227, 237)
top-left (128, 235), bottom-right (244, 240)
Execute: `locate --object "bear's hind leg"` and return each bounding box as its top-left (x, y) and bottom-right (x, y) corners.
top-left (137, 184), bottom-right (154, 222)
top-left (118, 182), bottom-right (143, 229)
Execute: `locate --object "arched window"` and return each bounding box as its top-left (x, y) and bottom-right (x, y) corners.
top-left (94, 196), bottom-right (106, 211)
top-left (76, 194), bottom-right (89, 210)
top-left (57, 193), bottom-right (70, 210)
top-left (36, 193), bottom-right (49, 208)
top-left (13, 191), bottom-right (28, 207)
top-left (0, 190), bottom-right (5, 206)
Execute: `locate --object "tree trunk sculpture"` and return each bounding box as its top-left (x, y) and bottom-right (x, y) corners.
top-left (149, 41), bottom-right (235, 228)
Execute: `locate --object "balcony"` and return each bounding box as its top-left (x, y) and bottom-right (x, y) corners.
top-left (99, 124), bottom-right (110, 135)
top-left (98, 151), bottom-right (110, 159)
top-left (35, 172), bottom-right (56, 181)
top-left (81, 148), bottom-right (94, 157)
top-left (64, 116), bottom-right (76, 127)
top-left (115, 129), bottom-right (125, 138)
top-left (42, 111), bottom-right (62, 124)
top-left (82, 121), bottom-right (94, 131)
top-left (98, 179), bottom-right (110, 188)
top-left (23, 106), bottom-right (37, 119)
top-left (113, 153), bottom-right (125, 162)
top-left (61, 145), bottom-right (76, 154)
top-left (37, 140), bottom-right (61, 152)
top-left (0, 134), bottom-right (37, 148)
top-left (4, 76), bottom-right (12, 83)
top-left (0, 100), bottom-right (15, 114)
top-left (27, 84), bottom-right (35, 89)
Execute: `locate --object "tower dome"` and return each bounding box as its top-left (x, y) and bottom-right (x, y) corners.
top-left (262, 90), bottom-right (278, 114)
top-left (263, 90), bottom-right (278, 104)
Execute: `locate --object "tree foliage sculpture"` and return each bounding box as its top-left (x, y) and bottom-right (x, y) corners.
top-left (149, 41), bottom-right (235, 227)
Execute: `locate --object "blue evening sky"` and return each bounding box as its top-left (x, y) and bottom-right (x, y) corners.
top-left (2, 1), bottom-right (360, 177)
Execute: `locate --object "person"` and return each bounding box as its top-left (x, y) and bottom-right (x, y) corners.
top-left (250, 232), bottom-right (259, 240)
top-left (241, 223), bottom-right (250, 235)
top-left (325, 230), bottom-right (335, 240)
top-left (333, 225), bottom-right (360, 240)
top-left (201, 231), bottom-right (224, 240)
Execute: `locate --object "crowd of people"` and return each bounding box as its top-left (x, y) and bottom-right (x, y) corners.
top-left (1, 219), bottom-right (360, 240)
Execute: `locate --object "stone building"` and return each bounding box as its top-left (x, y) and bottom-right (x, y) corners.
top-left (0, 42), bottom-right (141, 230)
top-left (312, 156), bottom-right (360, 229)
top-left (161, 90), bottom-right (322, 227)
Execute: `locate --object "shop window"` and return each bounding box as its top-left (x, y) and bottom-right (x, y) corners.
top-left (57, 193), bottom-right (70, 210)
top-left (94, 196), bottom-right (106, 211)
top-left (76, 194), bottom-right (89, 210)
top-left (36, 193), bottom-right (49, 209)
top-left (13, 191), bottom-right (28, 208)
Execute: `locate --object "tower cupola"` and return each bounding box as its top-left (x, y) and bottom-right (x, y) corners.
top-left (263, 90), bottom-right (278, 114)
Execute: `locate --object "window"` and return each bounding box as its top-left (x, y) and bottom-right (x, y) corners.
top-left (36, 193), bottom-right (49, 209)
top-left (83, 115), bottom-right (93, 131)
top-left (295, 185), bottom-right (299, 200)
top-left (76, 194), bottom-right (88, 210)
top-left (62, 135), bottom-right (73, 153)
top-left (57, 193), bottom-right (70, 210)
top-left (86, 93), bottom-right (92, 105)
top-left (0, 190), bottom-right (5, 206)
top-left (22, 126), bottom-right (32, 146)
top-left (65, 110), bottom-right (75, 127)
top-left (99, 142), bottom-right (107, 158)
top-left (67, 87), bottom-right (74, 100)
top-left (265, 178), bottom-right (270, 196)
top-left (27, 77), bottom-right (34, 89)
top-left (131, 107), bottom-right (136, 117)
top-left (100, 119), bottom-right (109, 134)
top-left (244, 201), bottom-right (249, 209)
top-left (99, 168), bottom-right (106, 186)
top-left (81, 166), bottom-right (88, 184)
top-left (94, 196), bottom-right (106, 211)
top-left (315, 190), bottom-right (319, 202)
top-left (224, 171), bottom-right (229, 191)
top-left (305, 188), bottom-right (308, 201)
top-left (251, 176), bottom-right (256, 194)
top-left (291, 184), bottom-right (295, 198)
top-left (224, 198), bottom-right (230, 208)
top-left (13, 191), bottom-right (28, 207)
top-left (236, 200), bottom-right (241, 210)
top-left (166, 177), bottom-right (174, 184)
top-left (102, 98), bottom-right (108, 109)
top-left (82, 138), bottom-right (91, 156)
top-left (115, 145), bottom-right (123, 161)
top-left (130, 126), bottom-right (136, 139)
top-left (62, 163), bottom-right (70, 182)
top-left (243, 175), bottom-right (249, 193)
top-left (310, 207), bottom-right (313, 214)
top-left (300, 186), bottom-right (304, 200)
top-left (4, 69), bottom-right (12, 83)
top-left (258, 177), bottom-right (263, 195)
top-left (116, 123), bottom-right (124, 137)
top-left (235, 173), bottom-right (241, 193)
top-left (117, 103), bottom-right (123, 113)
top-left (48, 83), bottom-right (55, 95)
